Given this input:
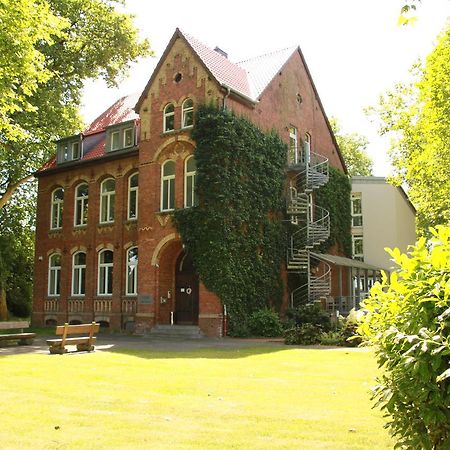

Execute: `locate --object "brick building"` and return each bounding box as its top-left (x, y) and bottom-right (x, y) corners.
top-left (32, 28), bottom-right (357, 336)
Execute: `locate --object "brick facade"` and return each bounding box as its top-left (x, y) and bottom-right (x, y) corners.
top-left (32, 29), bottom-right (346, 336)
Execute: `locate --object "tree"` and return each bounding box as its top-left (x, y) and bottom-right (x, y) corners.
top-left (370, 26), bottom-right (449, 232)
top-left (330, 118), bottom-right (373, 176)
top-left (0, 0), bottom-right (152, 210)
top-left (358, 226), bottom-right (450, 449)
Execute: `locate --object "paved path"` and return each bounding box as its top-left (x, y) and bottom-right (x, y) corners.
top-left (0, 334), bottom-right (289, 356)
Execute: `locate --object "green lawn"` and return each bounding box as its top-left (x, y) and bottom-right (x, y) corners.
top-left (0, 346), bottom-right (394, 449)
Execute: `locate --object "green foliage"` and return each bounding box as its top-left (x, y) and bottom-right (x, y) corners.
top-left (285, 304), bottom-right (332, 331)
top-left (358, 226), bottom-right (450, 449)
top-left (1, 0), bottom-right (151, 209)
top-left (319, 330), bottom-right (346, 346)
top-left (337, 309), bottom-right (363, 347)
top-left (248, 309), bottom-right (283, 337)
top-left (315, 167), bottom-right (352, 256)
top-left (370, 25), bottom-right (450, 233)
top-left (174, 105), bottom-right (286, 328)
top-left (284, 324), bottom-right (322, 345)
top-left (330, 117), bottom-right (373, 176)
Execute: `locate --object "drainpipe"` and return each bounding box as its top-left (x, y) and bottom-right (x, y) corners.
top-left (223, 86), bottom-right (231, 110)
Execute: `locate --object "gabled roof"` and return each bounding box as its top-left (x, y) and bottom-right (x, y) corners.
top-left (135, 29), bottom-right (297, 110)
top-left (237, 47), bottom-right (297, 100)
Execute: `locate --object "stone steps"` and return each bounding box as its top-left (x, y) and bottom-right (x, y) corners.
top-left (149, 325), bottom-right (204, 339)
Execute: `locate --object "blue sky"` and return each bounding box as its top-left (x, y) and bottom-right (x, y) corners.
top-left (82, 0), bottom-right (449, 176)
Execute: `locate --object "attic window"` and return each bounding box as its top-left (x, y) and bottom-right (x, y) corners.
top-left (174, 73), bottom-right (182, 83)
top-left (57, 137), bottom-right (82, 164)
top-left (106, 122), bottom-right (136, 152)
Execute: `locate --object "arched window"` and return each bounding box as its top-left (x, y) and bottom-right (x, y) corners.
top-left (126, 247), bottom-right (138, 296)
top-left (182, 98), bottom-right (194, 128)
top-left (163, 103), bottom-right (175, 132)
top-left (161, 161), bottom-right (175, 211)
top-left (128, 173), bottom-right (138, 220)
top-left (50, 188), bottom-right (64, 230)
top-left (100, 178), bottom-right (115, 223)
top-left (303, 132), bottom-right (311, 165)
top-left (72, 252), bottom-right (86, 296)
top-left (98, 249), bottom-right (113, 295)
top-left (48, 253), bottom-right (61, 296)
top-left (74, 183), bottom-right (89, 226)
top-left (184, 156), bottom-right (198, 208)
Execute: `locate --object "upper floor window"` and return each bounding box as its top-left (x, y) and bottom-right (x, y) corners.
top-left (182, 99), bottom-right (194, 128)
top-left (106, 121), bottom-right (136, 152)
top-left (128, 173), bottom-right (138, 220)
top-left (288, 126), bottom-right (298, 165)
top-left (74, 183), bottom-right (88, 226)
top-left (72, 251), bottom-right (86, 296)
top-left (352, 235), bottom-right (364, 261)
top-left (50, 187), bottom-right (64, 230)
top-left (56, 137), bottom-right (82, 164)
top-left (48, 253), bottom-right (61, 296)
top-left (161, 160), bottom-right (175, 211)
top-left (100, 178), bottom-right (115, 224)
top-left (126, 247), bottom-right (138, 296)
top-left (184, 156), bottom-right (198, 208)
top-left (351, 193), bottom-right (363, 227)
top-left (163, 103), bottom-right (175, 132)
top-left (98, 249), bottom-right (113, 295)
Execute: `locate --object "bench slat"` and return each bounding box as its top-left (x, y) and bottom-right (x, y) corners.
top-left (55, 323), bottom-right (100, 335)
top-left (0, 333), bottom-right (36, 340)
top-left (47, 336), bottom-right (97, 345)
top-left (0, 321), bottom-right (30, 330)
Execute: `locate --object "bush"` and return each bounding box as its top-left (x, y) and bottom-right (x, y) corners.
top-left (248, 308), bottom-right (282, 337)
top-left (358, 226), bottom-right (450, 449)
top-left (285, 304), bottom-right (331, 331)
top-left (227, 315), bottom-right (250, 338)
top-left (337, 309), bottom-right (363, 347)
top-left (284, 324), bottom-right (322, 345)
top-left (319, 330), bottom-right (346, 346)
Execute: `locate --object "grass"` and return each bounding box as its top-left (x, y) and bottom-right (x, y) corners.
top-left (0, 345), bottom-right (394, 449)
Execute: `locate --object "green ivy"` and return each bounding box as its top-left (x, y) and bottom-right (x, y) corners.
top-left (173, 104), bottom-right (286, 327)
top-left (315, 166), bottom-right (352, 256)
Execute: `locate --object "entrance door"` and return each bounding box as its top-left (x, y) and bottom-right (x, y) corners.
top-left (175, 253), bottom-right (199, 324)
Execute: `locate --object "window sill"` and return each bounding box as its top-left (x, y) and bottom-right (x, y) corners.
top-left (161, 127), bottom-right (193, 138)
top-left (69, 296), bottom-right (85, 299)
top-left (98, 222), bottom-right (115, 227)
top-left (46, 296), bottom-right (60, 299)
top-left (158, 209), bottom-right (174, 214)
top-left (49, 228), bottom-right (62, 233)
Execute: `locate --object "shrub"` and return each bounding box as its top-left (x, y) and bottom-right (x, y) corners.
top-left (319, 330), bottom-right (346, 346)
top-left (284, 324), bottom-right (322, 345)
top-left (338, 309), bottom-right (363, 347)
top-left (248, 309), bottom-right (282, 337)
top-left (285, 304), bottom-right (331, 331)
top-left (358, 226), bottom-right (450, 449)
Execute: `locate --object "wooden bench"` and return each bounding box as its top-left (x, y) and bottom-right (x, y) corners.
top-left (46, 322), bottom-right (99, 354)
top-left (0, 321), bottom-right (36, 345)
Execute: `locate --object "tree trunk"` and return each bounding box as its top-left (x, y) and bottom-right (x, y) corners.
top-left (0, 285), bottom-right (8, 321)
top-left (0, 174), bottom-right (34, 210)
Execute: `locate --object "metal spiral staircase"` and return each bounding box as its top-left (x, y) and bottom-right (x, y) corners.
top-left (286, 149), bottom-right (331, 307)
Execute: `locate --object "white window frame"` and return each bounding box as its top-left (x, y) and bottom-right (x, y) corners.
top-left (111, 130), bottom-right (120, 151)
top-left (351, 194), bottom-right (363, 228)
top-left (127, 172), bottom-right (138, 220)
top-left (123, 127), bottom-right (134, 148)
top-left (184, 156), bottom-right (197, 208)
top-left (98, 249), bottom-right (113, 296)
top-left (163, 103), bottom-right (175, 132)
top-left (48, 253), bottom-right (61, 297)
top-left (289, 126), bottom-right (298, 165)
top-left (50, 187), bottom-right (64, 230)
top-left (72, 251), bottom-right (86, 297)
top-left (71, 141), bottom-right (81, 160)
top-left (125, 247), bottom-right (138, 296)
top-left (74, 183), bottom-right (89, 227)
top-left (352, 235), bottom-right (364, 261)
top-left (181, 98), bottom-right (194, 128)
top-left (161, 160), bottom-right (176, 211)
top-left (303, 132), bottom-right (311, 165)
top-left (100, 178), bottom-right (115, 224)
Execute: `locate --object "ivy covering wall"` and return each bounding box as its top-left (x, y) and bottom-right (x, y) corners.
top-left (315, 166), bottom-right (352, 257)
top-left (174, 105), bottom-right (286, 330)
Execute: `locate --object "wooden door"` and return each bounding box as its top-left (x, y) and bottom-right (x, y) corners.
top-left (175, 253), bottom-right (199, 324)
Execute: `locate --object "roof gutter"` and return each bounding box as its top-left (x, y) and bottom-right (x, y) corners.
top-left (220, 84), bottom-right (257, 107)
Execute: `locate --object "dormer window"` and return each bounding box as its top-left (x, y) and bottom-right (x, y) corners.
top-left (106, 121), bottom-right (136, 152)
top-left (56, 136), bottom-right (82, 164)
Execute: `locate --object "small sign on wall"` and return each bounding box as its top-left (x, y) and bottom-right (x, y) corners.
top-left (138, 294), bottom-right (153, 304)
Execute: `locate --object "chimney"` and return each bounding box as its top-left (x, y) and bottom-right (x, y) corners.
top-left (214, 46), bottom-right (228, 59)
